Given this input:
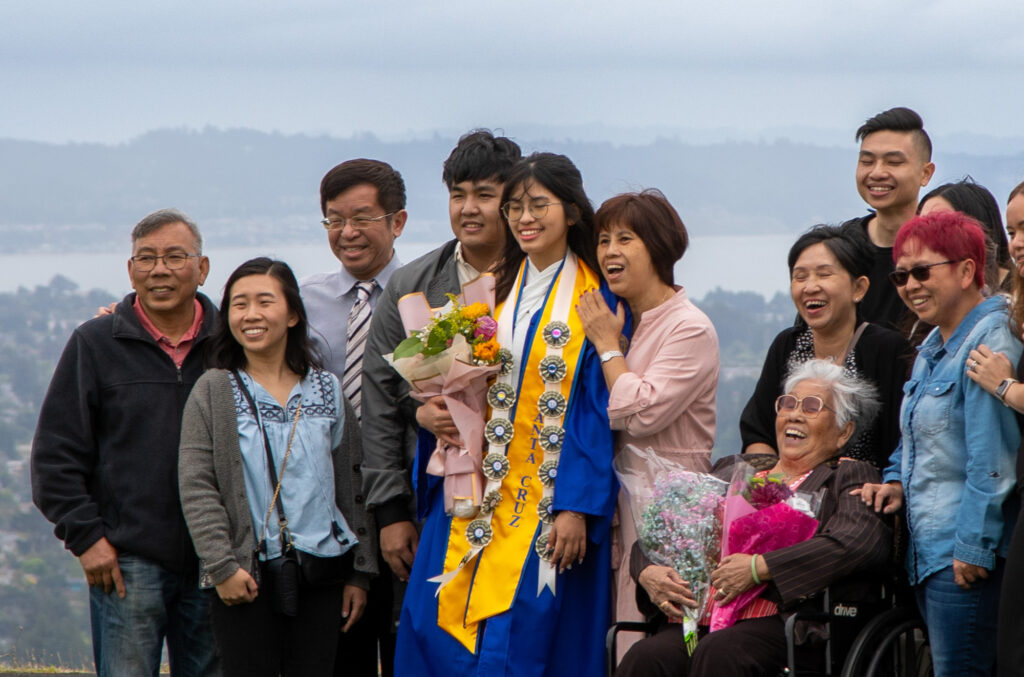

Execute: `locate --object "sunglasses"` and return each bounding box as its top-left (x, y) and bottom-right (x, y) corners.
top-left (775, 394), bottom-right (834, 418)
top-left (888, 259), bottom-right (959, 287)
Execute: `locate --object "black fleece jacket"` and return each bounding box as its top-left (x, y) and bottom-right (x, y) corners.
top-left (31, 292), bottom-right (217, 574)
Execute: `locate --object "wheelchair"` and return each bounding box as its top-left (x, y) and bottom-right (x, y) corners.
top-left (606, 581), bottom-right (932, 676)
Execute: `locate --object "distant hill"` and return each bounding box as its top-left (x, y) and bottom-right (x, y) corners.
top-left (2, 127), bottom-right (1023, 254)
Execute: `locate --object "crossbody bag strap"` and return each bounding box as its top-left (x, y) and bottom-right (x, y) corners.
top-left (232, 370), bottom-right (302, 554)
top-left (840, 322), bottom-right (869, 367)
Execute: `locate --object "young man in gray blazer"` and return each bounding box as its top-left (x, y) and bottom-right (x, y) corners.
top-left (360, 131), bottom-right (521, 600)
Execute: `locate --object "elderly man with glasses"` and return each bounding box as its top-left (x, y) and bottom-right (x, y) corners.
top-left (32, 208), bottom-right (221, 677)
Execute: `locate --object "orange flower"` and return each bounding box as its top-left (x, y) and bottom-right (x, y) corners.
top-left (473, 338), bottom-right (500, 363)
top-left (462, 302), bottom-right (490, 320)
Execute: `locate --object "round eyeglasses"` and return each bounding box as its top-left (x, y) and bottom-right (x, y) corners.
top-left (321, 212), bottom-right (395, 231)
top-left (775, 394), bottom-right (834, 418)
top-left (130, 253), bottom-right (199, 272)
top-left (501, 200), bottom-right (563, 223)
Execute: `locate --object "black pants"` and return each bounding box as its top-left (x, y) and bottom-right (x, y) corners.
top-left (209, 573), bottom-right (346, 677)
top-left (333, 551), bottom-right (398, 677)
top-left (998, 506), bottom-right (1024, 677)
top-left (617, 616), bottom-right (823, 677)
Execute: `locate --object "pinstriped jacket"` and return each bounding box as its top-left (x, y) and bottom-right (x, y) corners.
top-left (631, 455), bottom-right (891, 618)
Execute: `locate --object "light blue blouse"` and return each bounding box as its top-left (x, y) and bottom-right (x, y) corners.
top-left (233, 369), bottom-right (357, 560)
top-left (882, 295), bottom-right (1021, 584)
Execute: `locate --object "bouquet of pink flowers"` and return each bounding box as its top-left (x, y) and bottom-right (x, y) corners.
top-left (386, 275), bottom-right (502, 518)
top-left (615, 445), bottom-right (727, 654)
top-left (710, 461), bottom-right (823, 631)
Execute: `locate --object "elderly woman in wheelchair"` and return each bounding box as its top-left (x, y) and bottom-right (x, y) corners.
top-left (617, 359), bottom-right (892, 676)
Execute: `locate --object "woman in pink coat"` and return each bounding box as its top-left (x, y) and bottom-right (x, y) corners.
top-left (577, 190), bottom-right (719, 660)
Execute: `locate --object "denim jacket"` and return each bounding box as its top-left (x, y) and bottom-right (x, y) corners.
top-left (882, 296), bottom-right (1021, 584)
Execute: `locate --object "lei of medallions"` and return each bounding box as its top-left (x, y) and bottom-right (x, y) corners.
top-left (436, 254), bottom-right (578, 594)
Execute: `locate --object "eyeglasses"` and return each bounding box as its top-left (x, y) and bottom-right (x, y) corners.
top-left (130, 253), bottom-right (199, 272)
top-left (888, 260), bottom-right (959, 287)
top-left (775, 394), bottom-right (834, 418)
top-left (321, 212), bottom-right (395, 231)
top-left (500, 200), bottom-right (563, 223)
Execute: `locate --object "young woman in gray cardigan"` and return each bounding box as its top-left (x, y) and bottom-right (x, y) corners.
top-left (179, 258), bottom-right (376, 677)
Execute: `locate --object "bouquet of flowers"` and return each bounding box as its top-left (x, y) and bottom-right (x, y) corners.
top-left (386, 275), bottom-right (502, 518)
top-left (615, 445), bottom-right (727, 654)
top-left (709, 461), bottom-right (822, 631)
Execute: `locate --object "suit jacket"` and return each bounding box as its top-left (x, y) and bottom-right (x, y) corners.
top-left (631, 455), bottom-right (891, 619)
top-left (361, 239), bottom-right (460, 527)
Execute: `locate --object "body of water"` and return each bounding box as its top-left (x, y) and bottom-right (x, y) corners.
top-left (0, 233), bottom-right (797, 303)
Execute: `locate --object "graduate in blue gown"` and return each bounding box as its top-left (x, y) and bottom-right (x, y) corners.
top-left (395, 153), bottom-right (630, 676)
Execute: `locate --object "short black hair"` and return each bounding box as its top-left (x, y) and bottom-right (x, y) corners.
top-left (595, 190), bottom-right (688, 286)
top-left (855, 107), bottom-right (932, 161)
top-left (789, 224), bottom-right (874, 280)
top-left (442, 130), bottom-right (522, 189)
top-left (319, 159), bottom-right (406, 215)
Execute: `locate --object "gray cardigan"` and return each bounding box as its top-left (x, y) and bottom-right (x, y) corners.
top-left (178, 369), bottom-right (377, 589)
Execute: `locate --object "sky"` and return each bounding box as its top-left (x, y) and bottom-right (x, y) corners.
top-left (3, 0), bottom-right (1023, 147)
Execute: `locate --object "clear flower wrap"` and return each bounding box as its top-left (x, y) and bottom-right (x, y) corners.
top-left (614, 444), bottom-right (727, 655)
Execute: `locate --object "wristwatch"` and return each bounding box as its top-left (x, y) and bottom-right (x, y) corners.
top-left (599, 350), bottom-right (624, 364)
top-left (995, 378), bottom-right (1019, 406)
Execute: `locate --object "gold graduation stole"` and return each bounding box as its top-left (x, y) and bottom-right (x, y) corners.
top-left (432, 252), bottom-right (599, 652)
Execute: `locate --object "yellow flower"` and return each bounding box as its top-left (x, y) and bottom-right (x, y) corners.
top-left (462, 302), bottom-right (490, 320)
top-left (473, 338), bottom-right (500, 363)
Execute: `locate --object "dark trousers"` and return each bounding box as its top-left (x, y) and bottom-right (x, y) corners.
top-left (333, 552), bottom-right (397, 677)
top-left (999, 512), bottom-right (1024, 677)
top-left (617, 616), bottom-right (823, 677)
top-left (209, 574), bottom-right (346, 677)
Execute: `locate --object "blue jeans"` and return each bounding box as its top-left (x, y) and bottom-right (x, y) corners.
top-left (89, 554), bottom-right (220, 677)
top-left (916, 561), bottom-right (1003, 677)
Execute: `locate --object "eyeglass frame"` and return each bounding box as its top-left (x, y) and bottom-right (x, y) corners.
top-left (129, 252), bottom-right (201, 272)
top-left (500, 200), bottom-right (564, 223)
top-left (888, 259), bottom-right (960, 287)
top-left (320, 212), bottom-right (397, 231)
top-left (774, 393), bottom-right (835, 418)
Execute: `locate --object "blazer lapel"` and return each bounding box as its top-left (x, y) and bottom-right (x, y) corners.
top-left (425, 256), bottom-right (460, 307)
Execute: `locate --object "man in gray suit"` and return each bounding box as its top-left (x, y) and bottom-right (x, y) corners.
top-left (361, 130), bottom-right (521, 591)
top-left (300, 159), bottom-right (406, 676)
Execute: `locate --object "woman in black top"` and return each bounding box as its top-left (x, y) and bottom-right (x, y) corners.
top-left (739, 224), bottom-right (912, 469)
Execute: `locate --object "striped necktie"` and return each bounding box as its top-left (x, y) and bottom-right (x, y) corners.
top-left (342, 280), bottom-right (376, 419)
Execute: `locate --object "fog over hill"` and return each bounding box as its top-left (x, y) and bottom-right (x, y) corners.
top-left (3, 127), bottom-right (1023, 255)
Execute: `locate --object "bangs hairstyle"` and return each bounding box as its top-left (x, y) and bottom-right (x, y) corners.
top-left (855, 106), bottom-right (932, 161)
top-left (595, 190), bottom-right (688, 286)
top-left (319, 159), bottom-right (406, 215)
top-left (893, 212), bottom-right (987, 289)
top-left (789, 224), bottom-right (874, 280)
top-left (495, 153), bottom-right (598, 303)
top-left (206, 257), bottom-right (321, 376)
top-left (442, 130), bottom-right (522, 189)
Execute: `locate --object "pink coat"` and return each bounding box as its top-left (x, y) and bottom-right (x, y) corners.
top-left (609, 287), bottom-right (719, 658)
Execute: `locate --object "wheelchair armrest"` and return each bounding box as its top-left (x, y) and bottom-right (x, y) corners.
top-left (785, 589), bottom-right (832, 676)
top-left (606, 621), bottom-right (659, 677)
